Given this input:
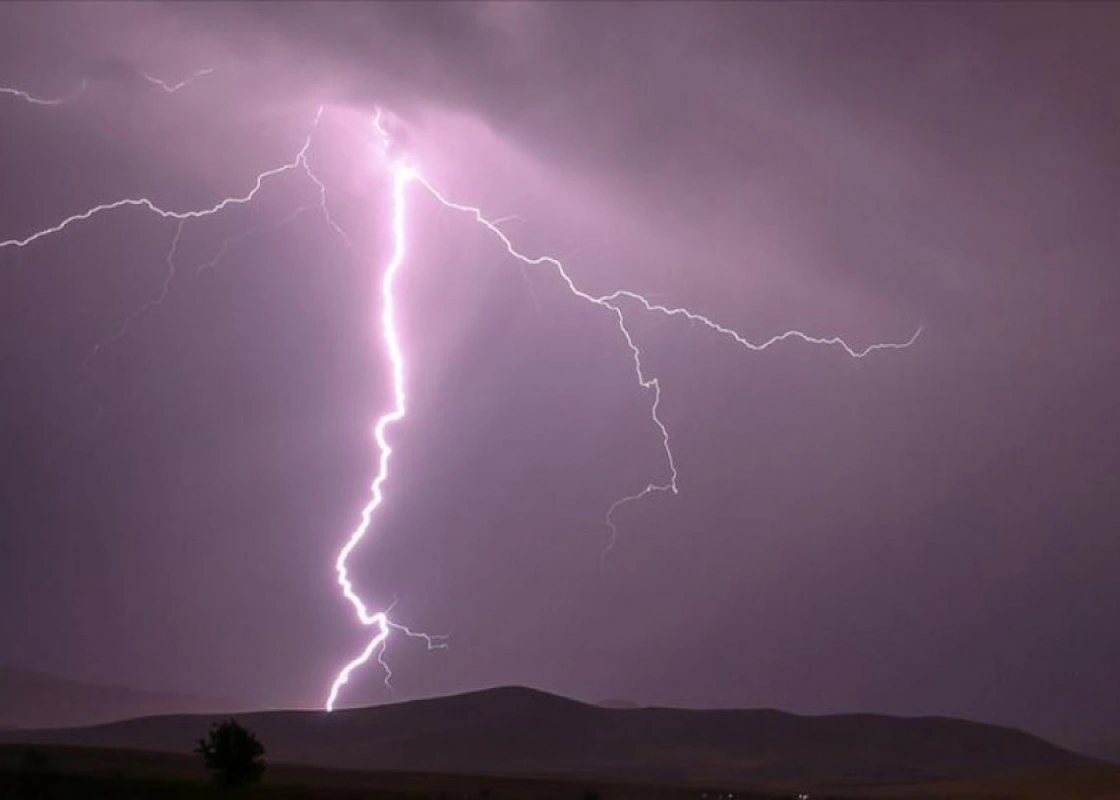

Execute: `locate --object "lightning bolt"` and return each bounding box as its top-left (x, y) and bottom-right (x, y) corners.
top-left (3, 103), bottom-right (353, 365)
top-left (324, 110), bottom-right (920, 708)
top-left (0, 66), bottom-right (211, 107)
top-left (1, 77), bottom-right (921, 714)
top-left (82, 219), bottom-right (185, 370)
top-left (324, 156), bottom-right (447, 712)
top-left (0, 132), bottom-right (312, 250)
top-left (0, 79), bottom-right (87, 106)
top-left (138, 67), bottom-right (215, 94)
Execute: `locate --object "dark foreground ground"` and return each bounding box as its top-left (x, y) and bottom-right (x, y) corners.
top-left (3, 744), bottom-right (1120, 800)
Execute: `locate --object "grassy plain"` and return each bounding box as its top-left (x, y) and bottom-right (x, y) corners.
top-left (3, 743), bottom-right (1118, 800)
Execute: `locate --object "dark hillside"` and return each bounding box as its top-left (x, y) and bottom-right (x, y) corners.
top-left (4, 686), bottom-right (1095, 785)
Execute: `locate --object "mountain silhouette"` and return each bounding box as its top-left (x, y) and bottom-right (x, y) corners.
top-left (3, 685), bottom-right (1097, 784)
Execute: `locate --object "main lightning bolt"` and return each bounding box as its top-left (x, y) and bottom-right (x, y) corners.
top-left (138, 67), bottom-right (215, 94)
top-left (324, 154), bottom-right (447, 712)
top-left (1, 78), bottom-right (921, 713)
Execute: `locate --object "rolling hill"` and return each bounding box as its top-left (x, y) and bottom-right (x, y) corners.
top-left (1075, 735), bottom-right (1120, 766)
top-left (0, 666), bottom-right (250, 730)
top-left (2, 685), bottom-right (1097, 785)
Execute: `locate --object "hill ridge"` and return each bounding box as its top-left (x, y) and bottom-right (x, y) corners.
top-left (2, 683), bottom-right (1094, 784)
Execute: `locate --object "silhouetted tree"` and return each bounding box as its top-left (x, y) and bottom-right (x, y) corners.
top-left (194, 718), bottom-right (266, 787)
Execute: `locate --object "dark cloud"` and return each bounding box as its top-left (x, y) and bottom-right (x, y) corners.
top-left (1, 1), bottom-right (1117, 750)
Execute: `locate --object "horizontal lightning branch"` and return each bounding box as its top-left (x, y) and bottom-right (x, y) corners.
top-left (0, 65), bottom-right (213, 107)
top-left (0, 79), bottom-right (87, 106)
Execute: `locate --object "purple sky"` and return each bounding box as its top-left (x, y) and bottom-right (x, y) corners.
top-left (1, 2), bottom-right (1118, 749)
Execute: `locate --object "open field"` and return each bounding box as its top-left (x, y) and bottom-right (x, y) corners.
top-left (0, 744), bottom-right (772, 800)
top-left (3, 743), bottom-right (1120, 800)
top-left (801, 768), bottom-right (1120, 799)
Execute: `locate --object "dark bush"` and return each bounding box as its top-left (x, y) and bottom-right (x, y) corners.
top-left (194, 718), bottom-right (266, 787)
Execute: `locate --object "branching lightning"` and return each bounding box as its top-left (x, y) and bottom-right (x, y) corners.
top-left (0, 65), bottom-right (211, 107)
top-left (324, 155), bottom-right (447, 712)
top-left (324, 111), bottom-right (920, 707)
top-left (0, 79), bottom-right (87, 106)
top-left (1, 75), bottom-right (921, 714)
top-left (82, 219), bottom-right (185, 370)
top-left (0, 131), bottom-right (312, 250)
top-left (138, 67), bottom-right (215, 94)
